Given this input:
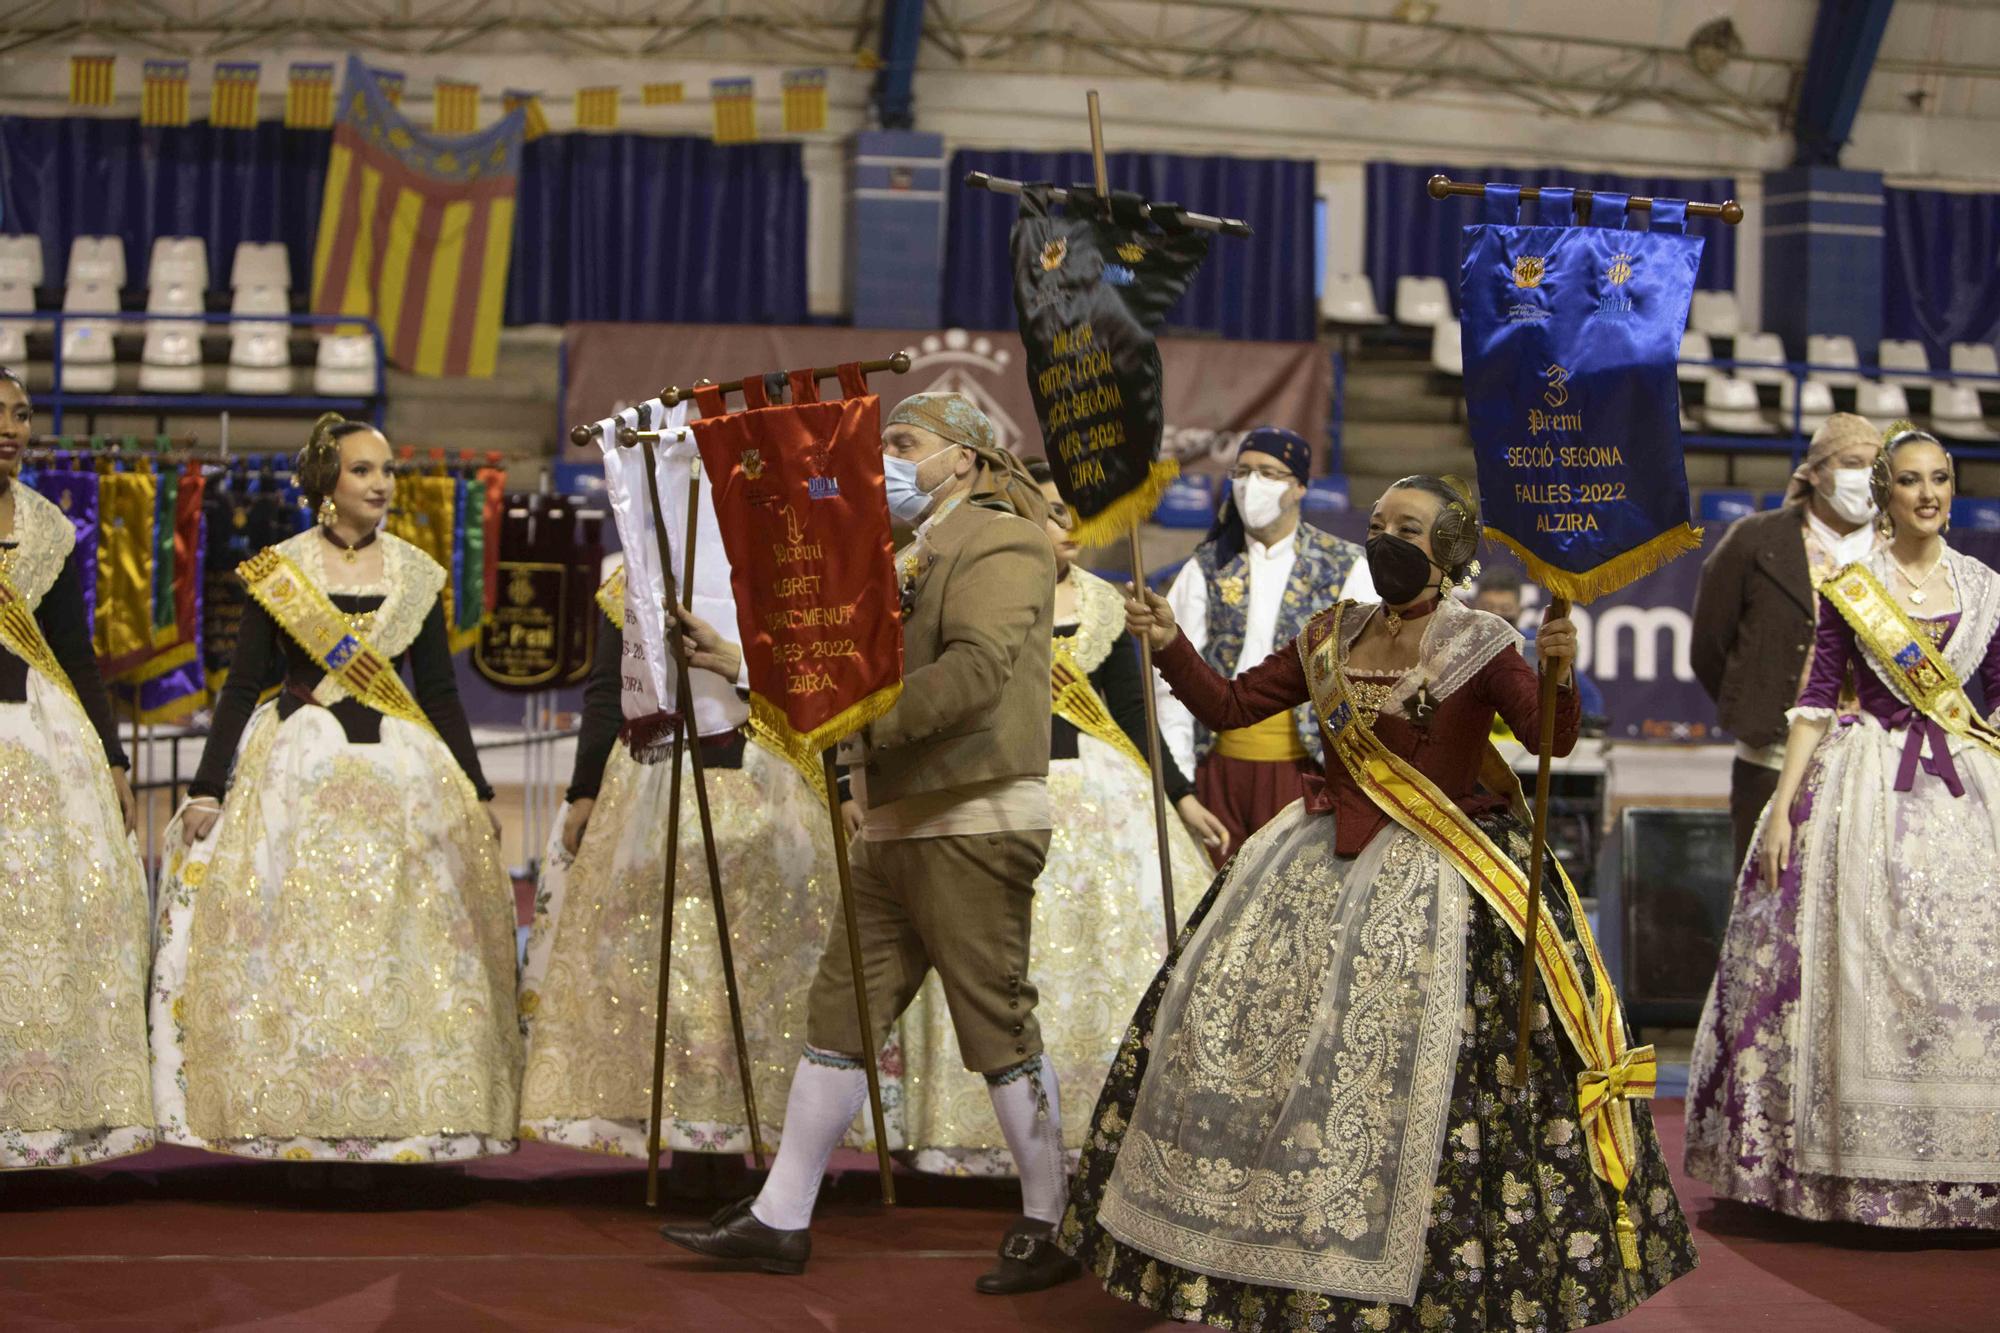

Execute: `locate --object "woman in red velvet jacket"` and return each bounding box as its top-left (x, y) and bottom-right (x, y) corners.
top-left (1057, 476), bottom-right (1694, 1331)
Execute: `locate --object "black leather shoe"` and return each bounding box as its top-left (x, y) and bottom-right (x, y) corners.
top-left (974, 1218), bottom-right (1081, 1295)
top-left (658, 1196), bottom-right (810, 1275)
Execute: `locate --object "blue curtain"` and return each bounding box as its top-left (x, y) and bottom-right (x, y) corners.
top-left (945, 149), bottom-right (1318, 341)
top-left (505, 134), bottom-right (807, 325)
top-left (1883, 187), bottom-right (2000, 364)
top-left (0, 117), bottom-right (329, 293)
top-left (0, 116), bottom-right (808, 326)
top-left (1364, 162), bottom-right (1738, 317)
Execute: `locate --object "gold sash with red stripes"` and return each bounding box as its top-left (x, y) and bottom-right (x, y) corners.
top-left (1301, 603), bottom-right (1653, 1267)
top-left (1051, 642), bottom-right (1146, 771)
top-left (1823, 561), bottom-right (2000, 762)
top-left (0, 566), bottom-right (80, 706)
top-left (238, 547), bottom-right (435, 734)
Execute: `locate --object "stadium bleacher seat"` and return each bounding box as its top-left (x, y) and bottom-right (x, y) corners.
top-left (1430, 319), bottom-right (1462, 377)
top-left (1733, 332), bottom-right (1788, 387)
top-left (1779, 378), bottom-right (1833, 436)
top-left (227, 243), bottom-right (294, 394)
top-left (1805, 334), bottom-right (1861, 388)
top-left (1700, 377), bottom-right (1771, 433)
top-left (1697, 490), bottom-right (1758, 523)
top-left (1879, 339), bottom-right (1934, 388)
top-left (1949, 342), bottom-right (1999, 380)
top-left (1931, 383), bottom-right (1996, 440)
top-left (1677, 330), bottom-right (1718, 382)
top-left (65, 236), bottom-right (126, 288)
top-left (1153, 473), bottom-right (1218, 529)
top-left (314, 333), bottom-right (379, 396)
top-left (229, 242), bottom-right (290, 293)
top-left (0, 236), bottom-right (41, 368)
top-left (1760, 491), bottom-right (1787, 510)
top-left (1302, 476), bottom-right (1350, 521)
top-left (1855, 381), bottom-right (1910, 421)
top-left (1689, 290), bottom-right (1742, 336)
top-left (58, 280), bottom-right (119, 393)
top-left (139, 239), bottom-right (208, 392)
top-left (1323, 274), bottom-right (1386, 325)
top-left (1952, 497), bottom-right (2000, 531)
top-left (1394, 276), bottom-right (1450, 328)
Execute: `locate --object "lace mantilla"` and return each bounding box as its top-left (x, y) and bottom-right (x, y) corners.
top-left (259, 529), bottom-right (446, 711)
top-left (1334, 594), bottom-right (1521, 716)
top-left (2, 483), bottom-right (77, 608)
top-left (1064, 567), bottom-right (1128, 674)
top-left (1843, 549), bottom-right (1999, 715)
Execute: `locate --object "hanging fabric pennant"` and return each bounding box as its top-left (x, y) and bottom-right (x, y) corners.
top-left (1010, 185), bottom-right (1211, 544)
top-left (584, 399), bottom-right (748, 754)
top-left (689, 366), bottom-right (902, 773)
top-left (1459, 185), bottom-right (1704, 601)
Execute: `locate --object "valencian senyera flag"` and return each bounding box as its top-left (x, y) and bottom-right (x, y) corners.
top-left (689, 365), bottom-right (903, 772)
top-left (310, 56), bottom-right (522, 378)
top-left (1459, 184), bottom-right (1704, 602)
top-left (1010, 185), bottom-right (1210, 544)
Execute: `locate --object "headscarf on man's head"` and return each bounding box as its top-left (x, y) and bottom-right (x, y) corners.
top-left (884, 391), bottom-right (1049, 528)
top-left (1202, 425), bottom-right (1313, 564)
top-left (1784, 412), bottom-right (1884, 505)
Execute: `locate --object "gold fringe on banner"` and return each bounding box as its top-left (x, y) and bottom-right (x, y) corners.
top-left (1063, 457), bottom-right (1180, 549)
top-left (1484, 522), bottom-right (1705, 606)
top-left (748, 683), bottom-right (902, 791)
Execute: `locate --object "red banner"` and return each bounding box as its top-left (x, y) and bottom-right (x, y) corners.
top-left (689, 365), bottom-right (903, 768)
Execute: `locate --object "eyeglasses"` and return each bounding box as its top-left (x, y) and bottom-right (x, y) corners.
top-left (1046, 501), bottom-right (1073, 525)
top-left (1228, 466), bottom-right (1295, 483)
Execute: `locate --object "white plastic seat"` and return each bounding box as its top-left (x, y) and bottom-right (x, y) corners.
top-left (231, 283), bottom-right (288, 317)
top-left (146, 280), bottom-right (203, 316)
top-left (139, 322), bottom-right (204, 392)
top-left (1689, 290), bottom-right (1742, 336)
top-left (1733, 332), bottom-right (1789, 387)
top-left (1394, 275), bottom-right (1451, 328)
top-left (147, 237), bottom-right (208, 292)
top-left (229, 242), bottom-right (290, 293)
top-left (1323, 273), bottom-right (1386, 325)
top-left (1677, 331), bottom-right (1717, 383)
top-left (1931, 384), bottom-right (1997, 440)
top-left (0, 237), bottom-right (39, 368)
top-left (1878, 339), bottom-right (1933, 388)
top-left (1700, 377), bottom-right (1772, 433)
top-left (1805, 334), bottom-right (1861, 387)
top-left (1948, 342), bottom-right (1999, 380)
top-left (58, 278), bottom-right (119, 392)
top-left (1779, 378), bottom-right (1834, 436)
top-left (314, 333), bottom-right (378, 395)
top-left (227, 323), bottom-right (293, 394)
top-left (1430, 318), bottom-right (1462, 376)
top-left (1855, 381), bottom-right (1910, 420)
top-left (64, 236), bottom-right (126, 288)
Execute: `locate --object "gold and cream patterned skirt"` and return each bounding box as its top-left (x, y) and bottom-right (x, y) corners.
top-left (519, 737), bottom-right (891, 1156)
top-left (0, 678), bottom-right (154, 1169)
top-left (150, 703), bottom-right (520, 1162)
top-left (895, 737), bottom-right (1213, 1175)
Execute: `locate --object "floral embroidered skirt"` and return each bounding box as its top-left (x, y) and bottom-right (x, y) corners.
top-left (1059, 808), bottom-right (1696, 1331)
top-left (0, 679), bottom-right (154, 1169)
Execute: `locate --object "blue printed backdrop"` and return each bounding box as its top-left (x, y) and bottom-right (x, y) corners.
top-left (1364, 162), bottom-right (1737, 319)
top-left (0, 116), bottom-right (809, 325)
top-left (1882, 186), bottom-right (2000, 365)
top-left (945, 148), bottom-right (1318, 341)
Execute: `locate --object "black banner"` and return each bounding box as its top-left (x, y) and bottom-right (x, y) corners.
top-left (471, 494), bottom-right (602, 693)
top-left (1010, 185), bottom-right (1209, 543)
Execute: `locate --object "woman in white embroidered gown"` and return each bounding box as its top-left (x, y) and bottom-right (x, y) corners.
top-left (153, 413), bottom-right (519, 1162)
top-left (1687, 429), bottom-right (2000, 1227)
top-left (517, 568), bottom-right (862, 1157)
top-left (897, 463), bottom-right (1220, 1175)
top-left (0, 368), bottom-right (152, 1168)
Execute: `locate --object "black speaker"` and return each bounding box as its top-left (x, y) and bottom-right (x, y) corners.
top-left (1596, 807), bottom-right (1737, 1029)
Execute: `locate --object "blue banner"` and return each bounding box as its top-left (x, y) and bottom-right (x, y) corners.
top-left (1459, 185), bottom-right (1704, 602)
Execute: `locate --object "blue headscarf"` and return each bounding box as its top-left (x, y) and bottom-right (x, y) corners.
top-left (1204, 426), bottom-right (1312, 564)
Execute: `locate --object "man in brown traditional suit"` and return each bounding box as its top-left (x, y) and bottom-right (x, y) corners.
top-left (1692, 412), bottom-right (1883, 867)
top-left (659, 393), bottom-right (1078, 1294)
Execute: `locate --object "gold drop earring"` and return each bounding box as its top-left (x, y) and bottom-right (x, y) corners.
top-left (318, 496), bottom-right (338, 528)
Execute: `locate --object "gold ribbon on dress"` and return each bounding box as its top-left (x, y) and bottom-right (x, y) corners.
top-left (0, 566), bottom-right (80, 706)
top-left (1822, 562), bottom-right (2000, 761)
top-left (1301, 602), bottom-right (1650, 1268)
top-left (238, 547), bottom-right (436, 734)
top-left (1051, 642), bottom-right (1147, 771)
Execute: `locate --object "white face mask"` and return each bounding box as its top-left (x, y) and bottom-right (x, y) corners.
top-left (1817, 465), bottom-right (1877, 526)
top-left (882, 444), bottom-right (960, 525)
top-left (1235, 474), bottom-right (1294, 531)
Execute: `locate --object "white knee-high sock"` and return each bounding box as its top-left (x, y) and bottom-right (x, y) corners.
top-left (751, 1050), bottom-right (868, 1231)
top-left (987, 1054), bottom-right (1068, 1224)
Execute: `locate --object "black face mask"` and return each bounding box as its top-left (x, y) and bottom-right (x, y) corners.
top-left (1366, 533), bottom-right (1439, 605)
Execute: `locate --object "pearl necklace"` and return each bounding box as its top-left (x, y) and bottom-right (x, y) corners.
top-left (1893, 549), bottom-right (1947, 606)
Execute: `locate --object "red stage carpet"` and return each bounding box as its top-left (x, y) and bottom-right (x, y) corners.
top-left (2, 1101), bottom-right (1995, 1330)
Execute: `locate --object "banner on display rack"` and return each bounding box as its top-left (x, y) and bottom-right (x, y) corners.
top-left (562, 323), bottom-right (1333, 480)
top-left (688, 365), bottom-right (904, 773)
top-left (1459, 185), bottom-right (1704, 603)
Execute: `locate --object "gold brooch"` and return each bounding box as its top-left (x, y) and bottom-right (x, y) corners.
top-left (1217, 575), bottom-right (1245, 606)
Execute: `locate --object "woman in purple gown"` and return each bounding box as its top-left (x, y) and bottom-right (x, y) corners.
top-left (1686, 428), bottom-right (2000, 1228)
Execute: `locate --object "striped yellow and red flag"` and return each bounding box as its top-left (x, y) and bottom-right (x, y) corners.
top-left (502, 90), bottom-right (548, 141)
top-left (782, 69), bottom-right (826, 134)
top-left (287, 63), bottom-right (336, 128)
top-left (142, 60), bottom-right (190, 127)
top-left (310, 58), bottom-right (522, 379)
top-left (69, 55), bottom-right (115, 107)
top-left (372, 68), bottom-right (406, 106)
top-left (210, 61), bottom-right (261, 128)
top-left (642, 82), bottom-right (684, 106)
top-left (434, 80), bottom-right (480, 134)
top-left (574, 86), bottom-right (620, 130)
top-left (711, 77), bottom-right (756, 144)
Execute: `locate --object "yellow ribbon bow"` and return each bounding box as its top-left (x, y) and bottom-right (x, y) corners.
top-left (1577, 1043), bottom-right (1658, 1124)
top-left (1576, 1043), bottom-right (1658, 1273)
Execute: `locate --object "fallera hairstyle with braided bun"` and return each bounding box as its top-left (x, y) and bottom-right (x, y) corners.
top-left (296, 412), bottom-right (378, 508)
top-left (1869, 421), bottom-right (1953, 518)
top-left (1386, 473), bottom-right (1482, 584)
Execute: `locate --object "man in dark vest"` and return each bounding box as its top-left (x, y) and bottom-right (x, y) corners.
top-left (1154, 427), bottom-right (1370, 860)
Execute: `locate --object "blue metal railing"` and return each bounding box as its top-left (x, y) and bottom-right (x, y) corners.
top-left (41, 309), bottom-right (388, 432)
